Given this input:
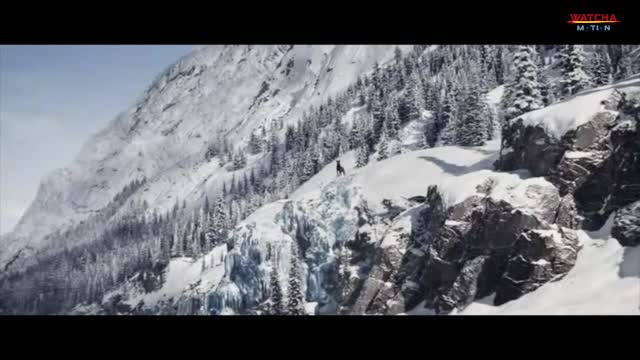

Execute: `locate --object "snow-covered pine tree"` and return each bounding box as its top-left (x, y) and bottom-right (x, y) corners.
top-left (437, 92), bottom-right (457, 146)
top-left (355, 144), bottom-right (369, 168)
top-left (494, 46), bottom-right (504, 85)
top-left (287, 242), bottom-right (306, 315)
top-left (506, 45), bottom-right (543, 119)
top-left (394, 46), bottom-right (403, 66)
top-left (203, 196), bottom-right (210, 217)
top-left (299, 152), bottom-right (315, 181)
top-left (456, 83), bottom-right (487, 146)
top-left (538, 67), bottom-right (553, 107)
top-left (268, 259), bottom-right (284, 315)
top-left (349, 117), bottom-right (365, 149)
top-left (480, 96), bottom-right (496, 141)
top-left (614, 54), bottom-right (632, 81)
top-left (212, 195), bottom-right (228, 244)
top-left (243, 173), bottom-right (251, 196)
top-left (377, 133), bottom-right (389, 161)
top-left (558, 45), bottom-right (592, 97)
top-left (171, 222), bottom-right (182, 257)
top-left (592, 46), bottom-right (612, 86)
top-left (269, 128), bottom-right (281, 174)
top-left (232, 150), bottom-right (247, 170)
top-left (399, 71), bottom-right (424, 124)
top-left (248, 131), bottom-right (262, 154)
top-left (198, 204), bottom-right (208, 252)
top-left (205, 211), bottom-right (215, 248)
top-left (230, 174), bottom-right (237, 196)
top-left (192, 211), bottom-right (202, 257)
top-left (384, 98), bottom-right (401, 140)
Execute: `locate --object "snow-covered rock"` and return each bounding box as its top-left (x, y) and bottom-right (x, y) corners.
top-left (612, 201), bottom-right (640, 247)
top-left (458, 214), bottom-right (640, 315)
top-left (500, 78), bottom-right (640, 231)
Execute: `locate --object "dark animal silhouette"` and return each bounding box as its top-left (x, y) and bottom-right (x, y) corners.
top-left (336, 160), bottom-right (346, 176)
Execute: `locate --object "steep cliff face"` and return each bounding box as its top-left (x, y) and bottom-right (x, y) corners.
top-left (1, 45), bottom-right (410, 270)
top-left (499, 75), bottom-right (640, 233)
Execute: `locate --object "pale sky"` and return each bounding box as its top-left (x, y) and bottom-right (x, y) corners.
top-left (0, 45), bottom-right (194, 235)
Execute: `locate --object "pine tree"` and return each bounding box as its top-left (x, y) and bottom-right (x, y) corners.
top-left (384, 98), bottom-right (401, 140)
top-left (286, 242), bottom-right (306, 315)
top-left (592, 46), bottom-right (611, 86)
top-left (377, 134), bottom-right (389, 161)
top-left (399, 71), bottom-right (424, 124)
top-left (614, 54), bottom-right (632, 81)
top-left (205, 211), bottom-right (215, 247)
top-left (248, 132), bottom-right (262, 154)
top-left (232, 150), bottom-right (247, 170)
top-left (507, 45), bottom-right (544, 119)
top-left (243, 173), bottom-right (250, 196)
top-left (171, 223), bottom-right (182, 257)
top-left (269, 129), bottom-right (281, 174)
top-left (393, 47), bottom-right (405, 91)
top-left (558, 45), bottom-right (592, 97)
top-left (355, 145), bottom-right (369, 168)
top-left (538, 68), bottom-right (553, 106)
top-left (394, 46), bottom-right (403, 66)
top-left (300, 152), bottom-right (315, 182)
top-left (268, 260), bottom-right (284, 315)
top-left (494, 46), bottom-right (504, 84)
top-left (203, 196), bottom-right (210, 217)
top-left (456, 84), bottom-right (487, 146)
top-left (230, 174), bottom-right (237, 196)
top-left (212, 195), bottom-right (228, 244)
top-left (437, 92), bottom-right (457, 146)
top-left (481, 97), bottom-right (496, 141)
top-left (198, 205), bottom-right (207, 252)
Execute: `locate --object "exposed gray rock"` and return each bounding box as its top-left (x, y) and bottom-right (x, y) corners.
top-left (438, 256), bottom-right (488, 313)
top-left (467, 199), bottom-right (547, 252)
top-left (555, 194), bottom-right (578, 229)
top-left (495, 227), bottom-right (580, 305)
top-left (549, 150), bottom-right (609, 196)
top-left (612, 201), bottom-right (640, 247)
top-left (498, 118), bottom-right (566, 176)
top-left (447, 195), bottom-right (483, 221)
top-left (499, 90), bottom-right (640, 231)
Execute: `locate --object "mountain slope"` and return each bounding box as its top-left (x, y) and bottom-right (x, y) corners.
top-left (1, 45), bottom-right (412, 269)
top-left (3, 45), bottom-right (639, 315)
top-left (107, 75), bottom-right (640, 316)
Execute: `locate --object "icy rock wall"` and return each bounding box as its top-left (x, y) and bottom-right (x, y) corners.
top-left (208, 176), bottom-right (366, 314)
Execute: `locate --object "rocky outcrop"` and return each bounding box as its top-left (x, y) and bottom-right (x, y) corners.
top-left (498, 90), bottom-right (640, 232)
top-left (612, 201), bottom-right (640, 247)
top-left (495, 227), bottom-right (579, 305)
top-left (357, 177), bottom-right (581, 315)
top-left (555, 194), bottom-right (578, 229)
top-left (499, 120), bottom-right (566, 177)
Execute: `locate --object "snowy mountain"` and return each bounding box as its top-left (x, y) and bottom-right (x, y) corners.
top-left (1, 45), bottom-right (639, 315)
top-left (0, 45), bottom-right (412, 269)
top-left (85, 76), bottom-right (638, 315)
